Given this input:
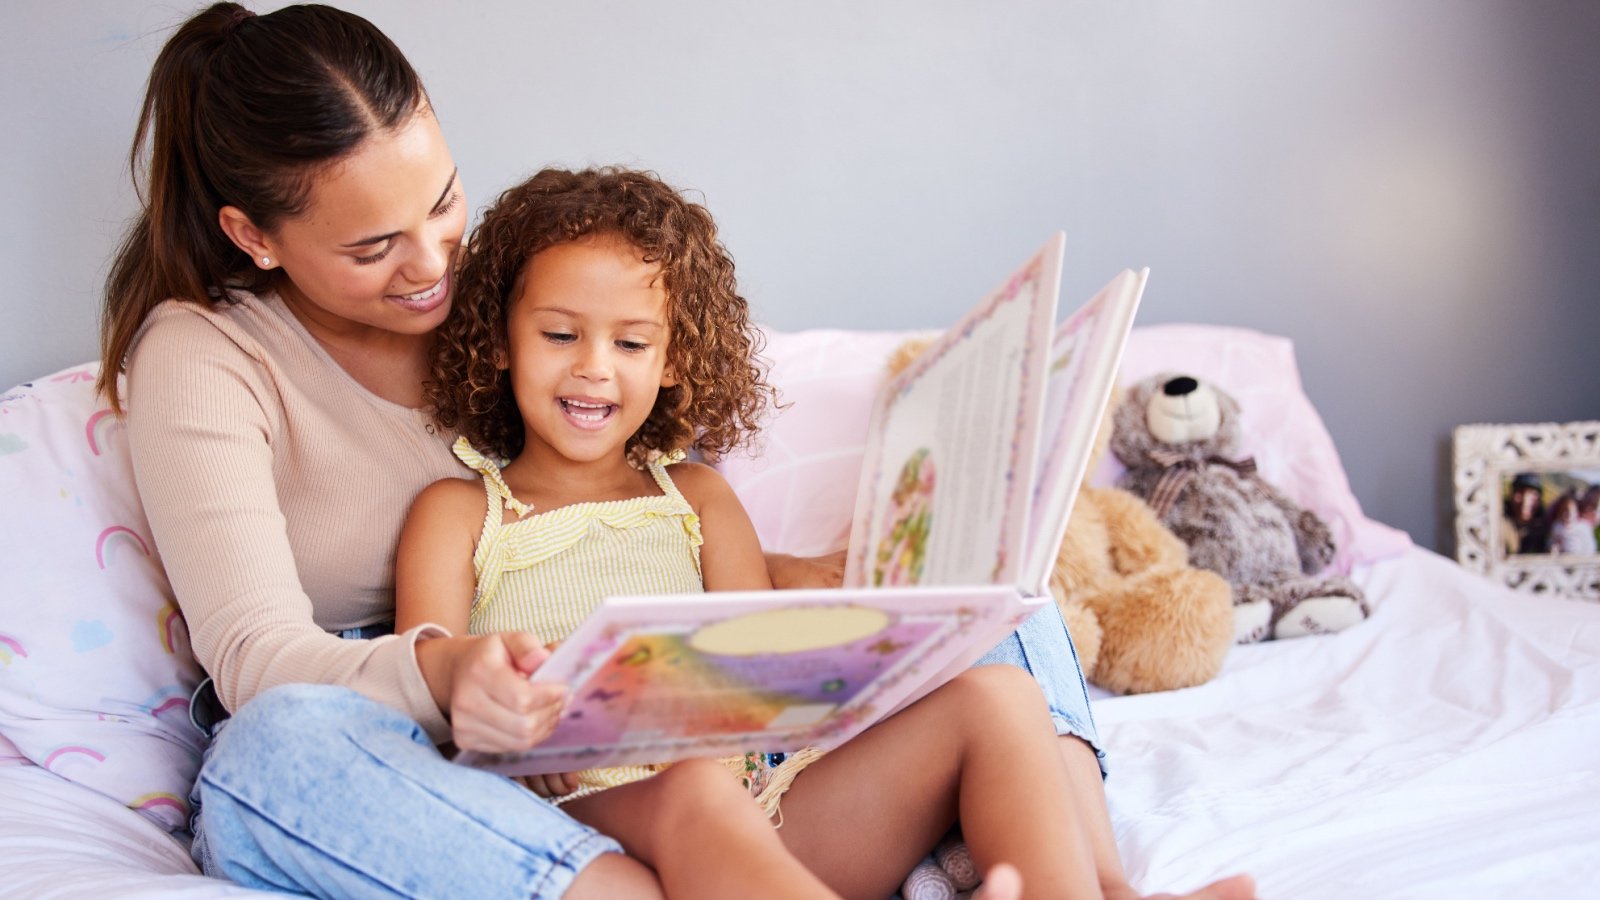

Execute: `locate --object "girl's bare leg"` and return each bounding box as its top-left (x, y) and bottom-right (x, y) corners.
top-left (564, 758), bottom-right (841, 900)
top-left (775, 665), bottom-right (1100, 899)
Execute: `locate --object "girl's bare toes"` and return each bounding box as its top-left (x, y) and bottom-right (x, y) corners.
top-left (974, 863), bottom-right (1022, 900)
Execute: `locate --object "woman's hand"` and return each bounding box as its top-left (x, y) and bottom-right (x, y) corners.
top-left (765, 550), bottom-right (846, 590)
top-left (519, 771), bottom-right (581, 798)
top-left (416, 632), bottom-right (568, 753)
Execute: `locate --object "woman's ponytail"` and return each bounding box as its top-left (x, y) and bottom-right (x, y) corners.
top-left (98, 3), bottom-right (425, 412)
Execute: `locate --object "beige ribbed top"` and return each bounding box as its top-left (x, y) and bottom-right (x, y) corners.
top-left (124, 289), bottom-right (468, 742)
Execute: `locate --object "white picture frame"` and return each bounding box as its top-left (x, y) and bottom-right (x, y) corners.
top-left (1453, 420), bottom-right (1600, 600)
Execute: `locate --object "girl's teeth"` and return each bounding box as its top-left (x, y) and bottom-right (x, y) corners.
top-left (561, 400), bottom-right (613, 421)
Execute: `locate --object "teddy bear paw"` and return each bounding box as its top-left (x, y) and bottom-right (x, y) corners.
top-left (1233, 599), bottom-right (1273, 644)
top-left (1273, 595), bottom-right (1366, 639)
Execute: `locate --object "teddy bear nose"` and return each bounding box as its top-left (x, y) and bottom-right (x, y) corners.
top-left (1162, 376), bottom-right (1199, 397)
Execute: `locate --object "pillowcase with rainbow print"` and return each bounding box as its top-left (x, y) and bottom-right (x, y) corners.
top-left (0, 362), bottom-right (204, 832)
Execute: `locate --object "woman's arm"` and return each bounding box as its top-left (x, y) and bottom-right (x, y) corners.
top-left (764, 550), bottom-right (846, 590)
top-left (671, 462), bottom-right (773, 592)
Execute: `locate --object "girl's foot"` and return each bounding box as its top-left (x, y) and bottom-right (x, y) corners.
top-left (974, 864), bottom-right (1022, 900)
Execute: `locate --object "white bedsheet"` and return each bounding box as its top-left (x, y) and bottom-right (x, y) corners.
top-left (1096, 548), bottom-right (1600, 898)
top-left (4, 548), bottom-right (1596, 898)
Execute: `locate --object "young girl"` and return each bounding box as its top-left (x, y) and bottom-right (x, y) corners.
top-left (395, 166), bottom-right (1249, 900)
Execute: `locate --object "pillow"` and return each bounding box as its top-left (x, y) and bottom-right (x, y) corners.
top-left (719, 328), bottom-right (933, 557)
top-left (0, 362), bottom-right (203, 832)
top-left (721, 324), bottom-right (1410, 575)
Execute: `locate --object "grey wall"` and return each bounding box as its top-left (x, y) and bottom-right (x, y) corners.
top-left (5, 1), bottom-right (1598, 553)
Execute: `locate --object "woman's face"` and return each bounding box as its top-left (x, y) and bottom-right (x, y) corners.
top-left (257, 110), bottom-right (466, 342)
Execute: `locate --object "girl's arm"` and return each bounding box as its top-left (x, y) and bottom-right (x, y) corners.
top-left (672, 462), bottom-right (774, 591)
top-left (396, 480), bottom-right (570, 754)
top-left (394, 478), bottom-right (482, 636)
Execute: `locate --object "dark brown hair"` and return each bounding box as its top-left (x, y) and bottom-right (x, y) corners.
top-left (98, 2), bottom-right (426, 412)
top-left (427, 167), bottom-right (775, 465)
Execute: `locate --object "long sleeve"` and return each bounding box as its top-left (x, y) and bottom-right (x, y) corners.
top-left (124, 296), bottom-right (467, 743)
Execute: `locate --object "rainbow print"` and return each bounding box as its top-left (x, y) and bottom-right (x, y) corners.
top-left (0, 634), bottom-right (26, 665)
top-left (130, 791), bottom-right (190, 822)
top-left (84, 407), bottom-right (121, 456)
top-left (141, 684), bottom-right (190, 721)
top-left (95, 525), bottom-right (151, 569)
top-left (42, 744), bottom-right (106, 775)
top-left (156, 602), bottom-right (186, 654)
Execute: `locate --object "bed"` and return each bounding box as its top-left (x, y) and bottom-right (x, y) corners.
top-left (5, 324), bottom-right (1598, 899)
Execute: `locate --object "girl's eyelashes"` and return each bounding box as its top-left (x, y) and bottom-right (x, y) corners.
top-left (616, 340), bottom-right (649, 353)
top-left (542, 331), bottom-right (577, 345)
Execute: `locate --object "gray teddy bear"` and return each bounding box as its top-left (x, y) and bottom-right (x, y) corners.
top-left (1111, 373), bottom-right (1369, 643)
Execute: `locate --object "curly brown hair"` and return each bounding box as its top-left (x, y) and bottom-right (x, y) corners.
top-left (427, 166), bottom-right (775, 464)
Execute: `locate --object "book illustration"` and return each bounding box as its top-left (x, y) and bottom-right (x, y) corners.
top-left (454, 586), bottom-right (1031, 775)
top-left (873, 448), bottom-right (936, 586)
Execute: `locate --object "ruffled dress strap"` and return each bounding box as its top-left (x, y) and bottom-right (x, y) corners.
top-left (453, 437), bottom-right (534, 519)
top-left (643, 451), bottom-right (703, 559)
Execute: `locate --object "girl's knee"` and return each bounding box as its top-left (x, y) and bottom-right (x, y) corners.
top-left (655, 757), bottom-right (741, 798)
top-left (947, 666), bottom-right (1051, 719)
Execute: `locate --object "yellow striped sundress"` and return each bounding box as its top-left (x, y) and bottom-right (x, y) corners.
top-left (453, 438), bottom-right (820, 811)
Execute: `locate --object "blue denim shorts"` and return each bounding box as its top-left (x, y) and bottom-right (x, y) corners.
top-left (975, 600), bottom-right (1107, 777)
top-left (189, 625), bottom-right (623, 898)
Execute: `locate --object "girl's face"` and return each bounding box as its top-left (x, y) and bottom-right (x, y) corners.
top-left (505, 233), bottom-right (675, 469)
top-left (242, 110), bottom-right (467, 343)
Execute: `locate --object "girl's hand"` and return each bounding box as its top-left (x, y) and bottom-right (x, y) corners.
top-left (519, 772), bottom-right (581, 798)
top-left (417, 632), bottom-right (568, 753)
top-left (765, 550), bottom-right (846, 590)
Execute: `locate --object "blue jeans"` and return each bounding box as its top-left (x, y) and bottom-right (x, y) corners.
top-left (189, 683), bottom-right (622, 898)
top-left (975, 599), bottom-right (1107, 777)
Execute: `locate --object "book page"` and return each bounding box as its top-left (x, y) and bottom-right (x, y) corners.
top-left (1020, 268), bottom-right (1147, 597)
top-left (451, 585), bottom-right (1039, 776)
top-left (843, 233), bottom-right (1064, 590)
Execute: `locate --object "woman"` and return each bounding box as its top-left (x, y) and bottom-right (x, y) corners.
top-left (102, 4), bottom-right (1249, 898)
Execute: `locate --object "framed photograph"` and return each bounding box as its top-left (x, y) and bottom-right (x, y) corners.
top-left (1453, 420), bottom-right (1600, 600)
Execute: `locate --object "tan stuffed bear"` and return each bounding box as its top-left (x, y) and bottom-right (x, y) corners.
top-left (887, 338), bottom-right (1234, 695)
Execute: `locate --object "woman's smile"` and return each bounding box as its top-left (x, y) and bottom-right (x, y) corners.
top-left (389, 271), bottom-right (450, 313)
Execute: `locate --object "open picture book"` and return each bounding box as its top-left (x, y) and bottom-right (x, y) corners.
top-left (454, 233), bottom-right (1147, 776)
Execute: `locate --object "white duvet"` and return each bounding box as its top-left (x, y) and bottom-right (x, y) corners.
top-left (4, 548), bottom-right (1598, 898)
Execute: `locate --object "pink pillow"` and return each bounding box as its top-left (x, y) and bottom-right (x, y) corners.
top-left (0, 363), bottom-right (204, 832)
top-left (722, 324), bottom-right (1410, 574)
top-left (720, 328), bottom-right (933, 556)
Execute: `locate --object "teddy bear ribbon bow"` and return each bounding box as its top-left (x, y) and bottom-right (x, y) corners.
top-left (1146, 449), bottom-right (1258, 518)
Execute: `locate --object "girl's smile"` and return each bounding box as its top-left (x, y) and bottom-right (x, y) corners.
top-left (558, 396), bottom-right (619, 430)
